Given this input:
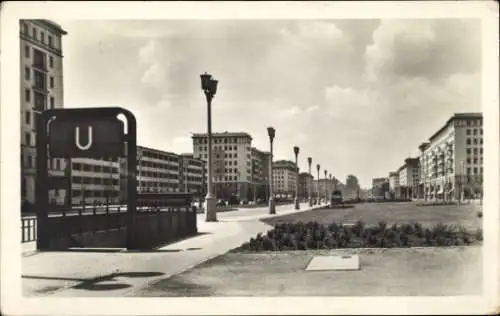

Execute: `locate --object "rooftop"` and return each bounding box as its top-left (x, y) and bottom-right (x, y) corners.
top-left (33, 19), bottom-right (68, 35)
top-left (138, 145), bottom-right (179, 157)
top-left (191, 131), bottom-right (252, 139)
top-left (428, 112), bottom-right (482, 142)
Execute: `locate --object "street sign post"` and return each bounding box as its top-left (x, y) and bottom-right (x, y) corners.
top-left (35, 107), bottom-right (137, 250)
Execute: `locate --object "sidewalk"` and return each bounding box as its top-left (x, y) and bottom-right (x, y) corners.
top-left (22, 202), bottom-right (324, 297)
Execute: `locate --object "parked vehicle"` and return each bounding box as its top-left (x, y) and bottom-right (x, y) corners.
top-left (331, 190), bottom-right (344, 206)
top-left (216, 199), bottom-right (227, 207)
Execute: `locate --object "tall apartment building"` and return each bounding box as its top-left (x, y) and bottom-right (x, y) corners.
top-left (250, 147), bottom-right (271, 201)
top-left (388, 172), bottom-right (400, 198)
top-left (420, 113), bottom-right (483, 201)
top-left (272, 160), bottom-right (298, 200)
top-left (70, 158), bottom-right (120, 205)
top-left (397, 158), bottom-right (420, 199)
top-left (20, 20), bottom-right (68, 205)
top-left (192, 132), bottom-right (254, 201)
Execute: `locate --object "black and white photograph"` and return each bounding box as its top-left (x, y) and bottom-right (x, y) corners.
top-left (1, 1), bottom-right (499, 315)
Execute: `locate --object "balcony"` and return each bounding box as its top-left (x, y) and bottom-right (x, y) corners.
top-left (32, 61), bottom-right (48, 72)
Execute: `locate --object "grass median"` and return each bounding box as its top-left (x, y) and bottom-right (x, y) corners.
top-left (137, 203), bottom-right (483, 297)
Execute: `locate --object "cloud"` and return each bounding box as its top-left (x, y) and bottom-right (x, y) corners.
top-left (364, 19), bottom-right (481, 82)
top-left (59, 19), bottom-right (482, 188)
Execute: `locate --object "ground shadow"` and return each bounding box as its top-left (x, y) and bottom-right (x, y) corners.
top-left (23, 271), bottom-right (165, 292)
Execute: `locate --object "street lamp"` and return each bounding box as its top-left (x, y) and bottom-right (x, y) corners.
top-left (329, 173), bottom-right (333, 202)
top-left (316, 164), bottom-right (320, 205)
top-left (200, 72), bottom-right (219, 222)
top-left (293, 146), bottom-right (300, 210)
top-left (307, 157), bottom-right (312, 207)
top-left (267, 127), bottom-right (276, 214)
top-left (324, 169), bottom-right (328, 205)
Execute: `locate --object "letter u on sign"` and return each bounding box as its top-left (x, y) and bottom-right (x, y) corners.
top-left (75, 126), bottom-right (93, 150)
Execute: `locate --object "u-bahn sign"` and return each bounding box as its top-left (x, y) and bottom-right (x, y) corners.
top-left (36, 107), bottom-right (138, 251)
top-left (49, 116), bottom-right (124, 158)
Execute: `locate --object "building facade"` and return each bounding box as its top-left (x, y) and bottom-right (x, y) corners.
top-left (192, 132), bottom-right (255, 201)
top-left (20, 20), bottom-right (68, 205)
top-left (70, 158), bottom-right (120, 205)
top-left (298, 172), bottom-right (313, 199)
top-left (396, 158), bottom-right (419, 199)
top-left (272, 160), bottom-right (298, 200)
top-left (372, 177), bottom-right (389, 198)
top-left (250, 147), bottom-right (271, 202)
top-left (119, 145), bottom-right (206, 201)
top-left (388, 172), bottom-right (400, 198)
top-left (420, 113), bottom-right (483, 201)
top-left (179, 153), bottom-right (206, 198)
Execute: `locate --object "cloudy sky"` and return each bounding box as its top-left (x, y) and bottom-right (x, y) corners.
top-left (55, 18), bottom-right (481, 188)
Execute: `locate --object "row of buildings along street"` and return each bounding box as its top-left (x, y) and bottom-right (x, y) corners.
top-left (20, 19), bottom-right (356, 212)
top-left (371, 112), bottom-right (484, 202)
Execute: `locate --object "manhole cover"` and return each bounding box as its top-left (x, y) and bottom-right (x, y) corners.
top-left (305, 254), bottom-right (360, 271)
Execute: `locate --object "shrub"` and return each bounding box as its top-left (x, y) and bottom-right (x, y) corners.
top-left (240, 221), bottom-right (482, 252)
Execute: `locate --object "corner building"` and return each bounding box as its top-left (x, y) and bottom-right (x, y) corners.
top-left (20, 20), bottom-right (68, 205)
top-left (420, 113), bottom-right (483, 201)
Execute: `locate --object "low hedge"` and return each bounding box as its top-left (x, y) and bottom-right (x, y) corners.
top-left (234, 221), bottom-right (483, 252)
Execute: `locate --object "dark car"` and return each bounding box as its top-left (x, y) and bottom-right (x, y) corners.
top-left (331, 190), bottom-right (344, 206)
top-left (216, 199), bottom-right (227, 207)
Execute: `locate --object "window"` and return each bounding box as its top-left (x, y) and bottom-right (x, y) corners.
top-left (49, 56), bottom-right (53, 68)
top-left (473, 167), bottom-right (478, 174)
top-left (473, 139), bottom-right (478, 145)
top-left (24, 67), bottom-right (30, 80)
top-left (41, 32), bottom-right (45, 43)
top-left (50, 96), bottom-right (54, 108)
top-left (34, 92), bottom-right (46, 112)
top-left (473, 158), bottom-right (478, 164)
top-left (466, 138), bottom-right (471, 145)
top-left (25, 111), bottom-right (31, 125)
top-left (25, 89), bottom-right (31, 102)
top-left (33, 49), bottom-right (47, 69)
top-left (466, 129), bottom-right (471, 135)
top-left (480, 139), bottom-right (483, 145)
top-left (24, 45), bottom-right (30, 58)
top-left (32, 27), bottom-right (37, 39)
top-left (473, 148), bottom-right (478, 154)
top-left (466, 148), bottom-right (471, 154)
top-left (473, 129), bottom-right (478, 135)
top-left (48, 35), bottom-right (53, 48)
top-left (480, 128), bottom-right (483, 135)
top-left (25, 132), bottom-right (31, 146)
top-left (480, 148), bottom-right (483, 154)
top-left (34, 70), bottom-right (47, 90)
top-left (467, 168), bottom-right (471, 174)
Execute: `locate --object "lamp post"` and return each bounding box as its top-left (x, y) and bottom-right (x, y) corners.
top-left (329, 173), bottom-right (333, 202)
top-left (324, 169), bottom-right (328, 205)
top-left (200, 72), bottom-right (219, 222)
top-left (267, 127), bottom-right (276, 214)
top-left (307, 157), bottom-right (312, 207)
top-left (293, 146), bottom-right (300, 210)
top-left (316, 164), bottom-right (320, 205)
